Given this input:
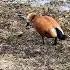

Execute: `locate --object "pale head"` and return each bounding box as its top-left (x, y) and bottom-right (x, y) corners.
top-left (27, 13), bottom-right (37, 21)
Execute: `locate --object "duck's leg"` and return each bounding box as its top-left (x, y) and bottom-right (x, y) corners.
top-left (53, 37), bottom-right (57, 45)
top-left (42, 36), bottom-right (45, 44)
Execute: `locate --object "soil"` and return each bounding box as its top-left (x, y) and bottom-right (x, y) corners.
top-left (0, 2), bottom-right (70, 70)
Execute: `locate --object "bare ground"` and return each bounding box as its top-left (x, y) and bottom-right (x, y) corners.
top-left (0, 3), bottom-right (70, 70)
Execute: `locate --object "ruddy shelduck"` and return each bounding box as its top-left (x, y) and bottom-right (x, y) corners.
top-left (27, 13), bottom-right (67, 45)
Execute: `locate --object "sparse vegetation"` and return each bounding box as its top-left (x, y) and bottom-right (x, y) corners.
top-left (0, 1), bottom-right (70, 70)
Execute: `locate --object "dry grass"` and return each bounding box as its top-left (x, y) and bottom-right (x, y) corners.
top-left (0, 3), bottom-right (70, 70)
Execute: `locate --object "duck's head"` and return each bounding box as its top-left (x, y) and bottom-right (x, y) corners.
top-left (27, 13), bottom-right (37, 21)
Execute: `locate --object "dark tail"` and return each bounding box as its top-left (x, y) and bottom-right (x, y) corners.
top-left (55, 28), bottom-right (67, 40)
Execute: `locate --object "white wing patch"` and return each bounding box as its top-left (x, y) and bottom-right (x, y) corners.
top-left (57, 27), bottom-right (64, 35)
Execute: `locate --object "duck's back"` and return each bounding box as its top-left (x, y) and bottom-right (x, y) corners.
top-left (32, 16), bottom-right (60, 31)
top-left (31, 16), bottom-right (57, 37)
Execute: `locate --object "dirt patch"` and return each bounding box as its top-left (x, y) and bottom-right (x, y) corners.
top-left (0, 2), bottom-right (70, 70)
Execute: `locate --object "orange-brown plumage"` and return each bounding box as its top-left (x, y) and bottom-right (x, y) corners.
top-left (27, 13), bottom-right (66, 45)
top-left (32, 16), bottom-right (58, 37)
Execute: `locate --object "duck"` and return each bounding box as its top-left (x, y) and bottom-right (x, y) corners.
top-left (27, 13), bottom-right (67, 45)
